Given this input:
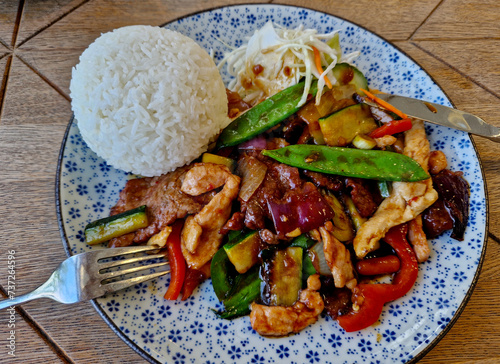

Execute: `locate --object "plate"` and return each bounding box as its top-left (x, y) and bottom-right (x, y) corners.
top-left (57, 4), bottom-right (487, 364)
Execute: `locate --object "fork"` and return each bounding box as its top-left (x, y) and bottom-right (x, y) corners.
top-left (0, 245), bottom-right (169, 310)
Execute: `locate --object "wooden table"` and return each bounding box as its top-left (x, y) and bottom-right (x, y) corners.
top-left (0, 1), bottom-right (499, 363)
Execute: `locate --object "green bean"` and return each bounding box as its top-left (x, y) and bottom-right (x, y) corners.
top-left (261, 145), bottom-right (429, 182)
top-left (216, 81), bottom-right (318, 148)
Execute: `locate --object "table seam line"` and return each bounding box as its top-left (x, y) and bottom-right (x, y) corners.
top-left (408, 0), bottom-right (446, 40)
top-left (410, 41), bottom-right (500, 100)
top-left (0, 284), bottom-right (74, 364)
top-left (489, 232), bottom-right (500, 244)
top-left (14, 53), bottom-right (71, 102)
top-left (0, 54), bottom-right (13, 123)
top-left (16, 0), bottom-right (91, 48)
top-left (11, 0), bottom-right (25, 47)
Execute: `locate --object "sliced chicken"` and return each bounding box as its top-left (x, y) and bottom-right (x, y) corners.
top-left (180, 163), bottom-right (240, 269)
top-left (408, 215), bottom-right (431, 263)
top-left (320, 227), bottom-right (357, 290)
top-left (353, 119), bottom-right (438, 258)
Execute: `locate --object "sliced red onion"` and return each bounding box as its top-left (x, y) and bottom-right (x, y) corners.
top-left (267, 182), bottom-right (334, 236)
top-left (237, 134), bottom-right (267, 150)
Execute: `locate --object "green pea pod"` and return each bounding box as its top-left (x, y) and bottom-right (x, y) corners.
top-left (262, 145), bottom-right (429, 182)
top-left (216, 81), bottom-right (318, 148)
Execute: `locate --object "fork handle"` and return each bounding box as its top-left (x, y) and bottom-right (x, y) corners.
top-left (0, 283), bottom-right (54, 310)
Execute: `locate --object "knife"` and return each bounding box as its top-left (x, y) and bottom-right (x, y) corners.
top-left (372, 93), bottom-right (500, 143)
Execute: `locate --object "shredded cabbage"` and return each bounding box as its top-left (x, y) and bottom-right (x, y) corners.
top-left (218, 22), bottom-right (359, 107)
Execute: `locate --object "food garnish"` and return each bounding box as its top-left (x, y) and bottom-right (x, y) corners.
top-left (218, 21), bottom-right (359, 107)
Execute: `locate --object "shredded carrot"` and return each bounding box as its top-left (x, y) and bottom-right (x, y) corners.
top-left (312, 46), bottom-right (333, 89)
top-left (360, 88), bottom-right (408, 119)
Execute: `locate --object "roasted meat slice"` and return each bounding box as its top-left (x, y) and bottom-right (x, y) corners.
top-left (108, 165), bottom-right (212, 247)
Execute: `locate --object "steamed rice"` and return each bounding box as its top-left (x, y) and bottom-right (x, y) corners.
top-left (70, 25), bottom-right (230, 177)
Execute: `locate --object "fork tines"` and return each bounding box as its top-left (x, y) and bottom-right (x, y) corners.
top-left (93, 245), bottom-right (170, 294)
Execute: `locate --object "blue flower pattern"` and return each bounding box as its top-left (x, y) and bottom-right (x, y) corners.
top-left (57, 4), bottom-right (487, 364)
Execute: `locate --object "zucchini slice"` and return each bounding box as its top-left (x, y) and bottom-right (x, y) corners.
top-left (319, 103), bottom-right (378, 147)
top-left (223, 231), bottom-right (262, 274)
top-left (343, 195), bottom-right (367, 231)
top-left (290, 234), bottom-right (318, 285)
top-left (84, 205), bottom-right (148, 245)
top-left (331, 62), bottom-right (368, 92)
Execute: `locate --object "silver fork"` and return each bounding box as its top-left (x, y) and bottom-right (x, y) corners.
top-left (0, 245), bottom-right (169, 310)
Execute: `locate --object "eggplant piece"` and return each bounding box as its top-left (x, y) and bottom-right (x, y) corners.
top-left (432, 169), bottom-right (470, 241)
top-left (261, 247), bottom-right (303, 307)
top-left (321, 191), bottom-right (355, 242)
top-left (422, 197), bottom-right (454, 239)
top-left (320, 276), bottom-right (352, 320)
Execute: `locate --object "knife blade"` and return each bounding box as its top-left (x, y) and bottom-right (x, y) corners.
top-left (373, 93), bottom-right (500, 143)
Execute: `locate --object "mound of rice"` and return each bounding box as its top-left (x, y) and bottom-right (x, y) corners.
top-left (70, 25), bottom-right (230, 177)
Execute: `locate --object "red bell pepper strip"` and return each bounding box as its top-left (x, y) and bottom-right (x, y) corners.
top-left (383, 224), bottom-right (419, 301)
top-left (180, 268), bottom-right (207, 301)
top-left (355, 255), bottom-right (400, 276)
top-left (337, 284), bottom-right (386, 332)
top-left (369, 118), bottom-right (413, 139)
top-left (338, 224), bottom-right (418, 332)
top-left (164, 220), bottom-right (186, 300)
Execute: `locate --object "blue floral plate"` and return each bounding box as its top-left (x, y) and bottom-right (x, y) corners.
top-left (57, 4), bottom-right (488, 364)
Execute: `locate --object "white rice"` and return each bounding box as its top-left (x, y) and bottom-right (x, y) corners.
top-left (70, 25), bottom-right (230, 177)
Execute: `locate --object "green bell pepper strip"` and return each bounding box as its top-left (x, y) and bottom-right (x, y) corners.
top-left (210, 247), bottom-right (239, 301)
top-left (261, 145), bottom-right (430, 182)
top-left (211, 242), bottom-right (262, 319)
top-left (214, 265), bottom-right (261, 320)
top-left (289, 234), bottom-right (317, 249)
top-left (216, 81), bottom-right (318, 149)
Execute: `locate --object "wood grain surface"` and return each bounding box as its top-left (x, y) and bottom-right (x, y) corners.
top-left (0, 1), bottom-right (499, 363)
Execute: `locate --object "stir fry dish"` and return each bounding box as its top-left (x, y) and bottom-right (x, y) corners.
top-left (83, 23), bottom-right (470, 335)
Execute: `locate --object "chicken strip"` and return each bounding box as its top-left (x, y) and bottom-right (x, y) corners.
top-left (408, 215), bottom-right (431, 263)
top-left (180, 163), bottom-right (240, 269)
top-left (353, 119), bottom-right (438, 258)
top-left (320, 227), bottom-right (357, 290)
top-left (249, 274), bottom-right (324, 336)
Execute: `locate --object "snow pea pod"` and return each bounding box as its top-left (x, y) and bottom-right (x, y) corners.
top-left (262, 145), bottom-right (429, 182)
top-left (216, 81), bottom-right (318, 148)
